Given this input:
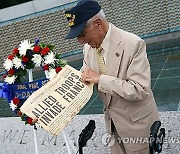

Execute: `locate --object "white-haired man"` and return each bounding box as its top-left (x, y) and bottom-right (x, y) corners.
top-left (65, 0), bottom-right (159, 153)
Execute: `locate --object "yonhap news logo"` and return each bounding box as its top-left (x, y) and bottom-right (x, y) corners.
top-left (101, 133), bottom-right (115, 147)
top-left (101, 134), bottom-right (180, 147)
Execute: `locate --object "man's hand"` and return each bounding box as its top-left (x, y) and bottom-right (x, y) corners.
top-left (81, 68), bottom-right (100, 84)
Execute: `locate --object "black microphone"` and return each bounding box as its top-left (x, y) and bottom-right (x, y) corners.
top-left (149, 120), bottom-right (165, 154)
top-left (155, 128), bottom-right (165, 153)
top-left (150, 121), bottom-right (161, 136)
top-left (78, 120), bottom-right (96, 154)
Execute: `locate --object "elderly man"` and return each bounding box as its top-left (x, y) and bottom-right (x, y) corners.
top-left (65, 0), bottom-right (159, 153)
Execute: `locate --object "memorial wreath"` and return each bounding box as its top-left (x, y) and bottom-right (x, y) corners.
top-left (1, 39), bottom-right (66, 125)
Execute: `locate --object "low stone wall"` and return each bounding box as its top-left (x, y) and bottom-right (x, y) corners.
top-left (0, 112), bottom-right (179, 154)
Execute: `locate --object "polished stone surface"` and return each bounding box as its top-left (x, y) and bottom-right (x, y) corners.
top-left (0, 112), bottom-right (180, 154)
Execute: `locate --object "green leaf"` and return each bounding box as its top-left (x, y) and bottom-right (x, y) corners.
top-left (25, 62), bottom-right (35, 69)
top-left (47, 44), bottom-right (55, 51)
top-left (21, 114), bottom-right (26, 121)
top-left (57, 59), bottom-right (67, 67)
top-left (16, 53), bottom-right (20, 57)
top-left (55, 54), bottom-right (61, 59)
top-left (60, 59), bottom-right (67, 64)
top-left (39, 43), bottom-right (45, 49)
top-left (60, 60), bottom-right (67, 67)
top-left (15, 77), bottom-right (21, 83)
top-left (17, 69), bottom-right (27, 76)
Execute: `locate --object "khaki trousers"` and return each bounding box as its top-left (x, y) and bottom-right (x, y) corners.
top-left (110, 122), bottom-right (149, 154)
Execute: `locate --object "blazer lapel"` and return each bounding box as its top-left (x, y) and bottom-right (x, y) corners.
top-left (106, 42), bottom-right (124, 76)
top-left (106, 24), bottom-right (124, 77)
top-left (106, 24), bottom-right (124, 105)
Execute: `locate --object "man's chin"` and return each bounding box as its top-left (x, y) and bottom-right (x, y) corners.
top-left (90, 45), bottom-right (97, 49)
top-left (88, 43), bottom-right (95, 48)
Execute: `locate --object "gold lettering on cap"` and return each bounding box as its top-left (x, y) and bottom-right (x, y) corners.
top-left (65, 13), bottom-right (76, 27)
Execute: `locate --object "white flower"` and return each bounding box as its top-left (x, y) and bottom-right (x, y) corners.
top-left (32, 54), bottom-right (42, 67)
top-left (35, 122), bottom-right (42, 128)
top-left (45, 69), bottom-right (56, 79)
top-left (13, 57), bottom-right (23, 69)
top-left (10, 101), bottom-right (17, 111)
top-left (4, 75), bottom-right (17, 84)
top-left (44, 52), bottom-right (57, 65)
top-left (18, 40), bottom-right (34, 56)
top-left (3, 59), bottom-right (13, 70)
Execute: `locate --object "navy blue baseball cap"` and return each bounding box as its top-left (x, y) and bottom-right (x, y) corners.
top-left (65, 0), bottom-right (101, 39)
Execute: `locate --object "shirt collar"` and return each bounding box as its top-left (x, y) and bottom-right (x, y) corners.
top-left (101, 23), bottom-right (111, 51)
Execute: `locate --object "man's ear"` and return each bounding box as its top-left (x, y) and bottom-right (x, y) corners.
top-left (93, 17), bottom-right (102, 28)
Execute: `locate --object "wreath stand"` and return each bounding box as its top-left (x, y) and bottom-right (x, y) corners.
top-left (27, 69), bottom-right (77, 154)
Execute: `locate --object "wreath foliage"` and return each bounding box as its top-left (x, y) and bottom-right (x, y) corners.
top-left (2, 39), bottom-right (66, 125)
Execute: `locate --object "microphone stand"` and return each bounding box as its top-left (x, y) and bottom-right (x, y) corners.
top-left (28, 69), bottom-right (39, 154)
